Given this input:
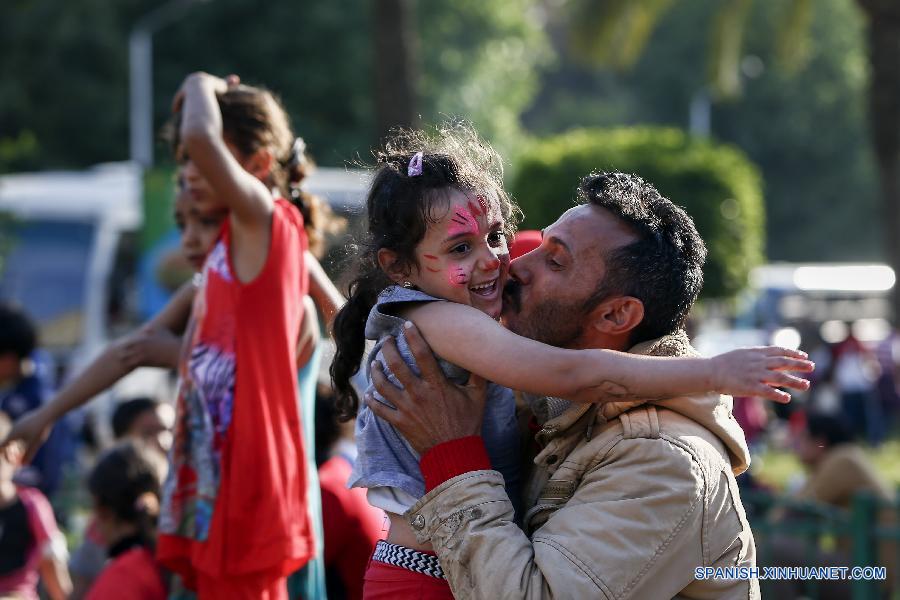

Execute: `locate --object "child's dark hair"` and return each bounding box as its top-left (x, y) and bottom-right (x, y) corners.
top-left (111, 397), bottom-right (159, 440)
top-left (167, 82), bottom-right (345, 257)
top-left (88, 441), bottom-right (166, 547)
top-left (0, 303), bottom-right (37, 360)
top-left (330, 123), bottom-right (519, 420)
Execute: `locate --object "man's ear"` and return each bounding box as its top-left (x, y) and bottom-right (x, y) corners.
top-left (377, 248), bottom-right (411, 284)
top-left (588, 296), bottom-right (644, 336)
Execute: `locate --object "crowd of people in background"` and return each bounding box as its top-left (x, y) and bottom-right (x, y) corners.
top-left (0, 70), bottom-right (884, 599)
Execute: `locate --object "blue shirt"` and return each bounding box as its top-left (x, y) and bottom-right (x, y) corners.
top-left (349, 286), bottom-right (522, 516)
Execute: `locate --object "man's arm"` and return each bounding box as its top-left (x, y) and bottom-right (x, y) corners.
top-left (408, 443), bottom-right (711, 599)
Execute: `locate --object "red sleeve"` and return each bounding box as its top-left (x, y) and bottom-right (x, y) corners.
top-left (420, 436), bottom-right (492, 492)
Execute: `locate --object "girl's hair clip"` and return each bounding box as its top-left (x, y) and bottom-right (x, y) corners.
top-left (408, 151), bottom-right (424, 177)
top-left (289, 137), bottom-right (307, 166)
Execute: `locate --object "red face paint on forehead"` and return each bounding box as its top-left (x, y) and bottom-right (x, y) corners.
top-left (476, 195), bottom-right (489, 217)
top-left (447, 207), bottom-right (480, 237)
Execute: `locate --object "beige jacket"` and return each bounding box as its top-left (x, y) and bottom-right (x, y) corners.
top-left (406, 332), bottom-right (761, 599)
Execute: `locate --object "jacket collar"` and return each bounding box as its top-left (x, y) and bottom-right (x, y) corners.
top-left (536, 330), bottom-right (752, 474)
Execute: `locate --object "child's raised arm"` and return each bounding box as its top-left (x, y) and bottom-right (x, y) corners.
top-left (404, 302), bottom-right (812, 404)
top-left (175, 72), bottom-right (274, 282)
top-left (2, 281), bottom-right (195, 460)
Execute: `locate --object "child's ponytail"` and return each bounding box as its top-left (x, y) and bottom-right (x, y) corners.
top-left (283, 138), bottom-right (347, 259)
top-left (88, 441), bottom-right (166, 549)
top-left (330, 264), bottom-right (390, 421)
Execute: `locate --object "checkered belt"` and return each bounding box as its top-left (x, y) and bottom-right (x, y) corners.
top-left (371, 540), bottom-right (446, 579)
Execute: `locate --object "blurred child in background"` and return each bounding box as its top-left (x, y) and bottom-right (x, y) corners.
top-left (0, 411), bottom-right (70, 600)
top-left (85, 440), bottom-right (168, 600)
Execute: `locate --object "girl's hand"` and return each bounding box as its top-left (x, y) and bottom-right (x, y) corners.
top-left (712, 346), bottom-right (814, 403)
top-left (1, 408), bottom-right (54, 464)
top-left (171, 72), bottom-right (229, 114)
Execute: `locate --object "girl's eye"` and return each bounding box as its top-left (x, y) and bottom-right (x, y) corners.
top-left (174, 219), bottom-right (185, 232)
top-left (488, 231), bottom-right (505, 246)
top-left (201, 218), bottom-right (221, 228)
top-left (451, 243), bottom-right (471, 255)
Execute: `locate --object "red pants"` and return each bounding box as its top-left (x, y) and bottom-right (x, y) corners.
top-left (363, 559), bottom-right (454, 599)
top-left (195, 570), bottom-right (287, 600)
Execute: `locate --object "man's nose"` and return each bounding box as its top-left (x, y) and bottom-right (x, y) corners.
top-left (509, 255), bottom-right (531, 284)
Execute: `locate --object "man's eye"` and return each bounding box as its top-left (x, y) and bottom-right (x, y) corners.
top-left (547, 256), bottom-right (563, 269)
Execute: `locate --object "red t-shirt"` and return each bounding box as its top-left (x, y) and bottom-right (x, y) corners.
top-left (86, 547), bottom-right (166, 600)
top-left (157, 200), bottom-right (313, 582)
top-left (318, 454), bottom-right (385, 600)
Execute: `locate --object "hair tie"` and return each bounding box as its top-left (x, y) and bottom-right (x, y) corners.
top-left (408, 152), bottom-right (424, 177)
top-left (289, 137), bottom-right (307, 166)
top-left (134, 492), bottom-right (160, 517)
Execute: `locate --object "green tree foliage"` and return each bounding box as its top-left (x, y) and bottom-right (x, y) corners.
top-left (511, 127), bottom-right (764, 298)
top-left (0, 0), bottom-right (549, 169)
top-left (523, 0), bottom-right (876, 262)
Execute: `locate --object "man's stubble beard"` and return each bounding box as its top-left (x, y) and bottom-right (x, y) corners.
top-left (504, 280), bottom-right (589, 349)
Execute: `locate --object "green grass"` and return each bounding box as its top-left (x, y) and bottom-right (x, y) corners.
top-left (754, 439), bottom-right (900, 492)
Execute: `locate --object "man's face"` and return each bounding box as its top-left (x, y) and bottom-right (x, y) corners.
top-left (501, 204), bottom-right (637, 348)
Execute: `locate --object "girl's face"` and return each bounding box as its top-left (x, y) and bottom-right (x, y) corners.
top-left (173, 186), bottom-right (227, 271)
top-left (179, 138), bottom-right (268, 212)
top-left (407, 189), bottom-right (509, 319)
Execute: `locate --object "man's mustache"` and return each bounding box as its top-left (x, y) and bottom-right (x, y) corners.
top-left (503, 279), bottom-right (521, 312)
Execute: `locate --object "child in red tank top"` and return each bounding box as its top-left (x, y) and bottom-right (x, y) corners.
top-left (156, 73), bottom-right (314, 599)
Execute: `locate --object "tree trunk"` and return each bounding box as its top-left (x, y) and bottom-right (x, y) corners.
top-left (858, 0), bottom-right (900, 322)
top-left (372, 0), bottom-right (419, 146)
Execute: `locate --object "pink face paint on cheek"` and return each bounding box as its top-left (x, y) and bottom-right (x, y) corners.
top-left (448, 264), bottom-right (470, 286)
top-left (426, 267), bottom-right (440, 273)
top-left (423, 254), bottom-right (438, 260)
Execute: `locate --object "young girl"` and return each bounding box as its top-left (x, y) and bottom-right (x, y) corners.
top-left (85, 441), bottom-right (168, 600)
top-left (330, 125), bottom-right (812, 595)
top-left (0, 411), bottom-right (70, 600)
top-left (158, 72), bottom-right (320, 599)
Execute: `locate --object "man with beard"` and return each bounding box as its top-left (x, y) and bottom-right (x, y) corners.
top-left (366, 171), bottom-right (794, 599)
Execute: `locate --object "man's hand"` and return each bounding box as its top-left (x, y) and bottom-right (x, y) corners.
top-left (366, 322), bottom-right (488, 455)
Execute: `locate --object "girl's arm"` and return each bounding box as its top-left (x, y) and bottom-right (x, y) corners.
top-left (306, 250), bottom-right (345, 328)
top-left (2, 282), bottom-right (195, 459)
top-left (176, 72), bottom-right (273, 282)
top-left (404, 302), bottom-right (812, 404)
top-left (296, 295), bottom-right (320, 370)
